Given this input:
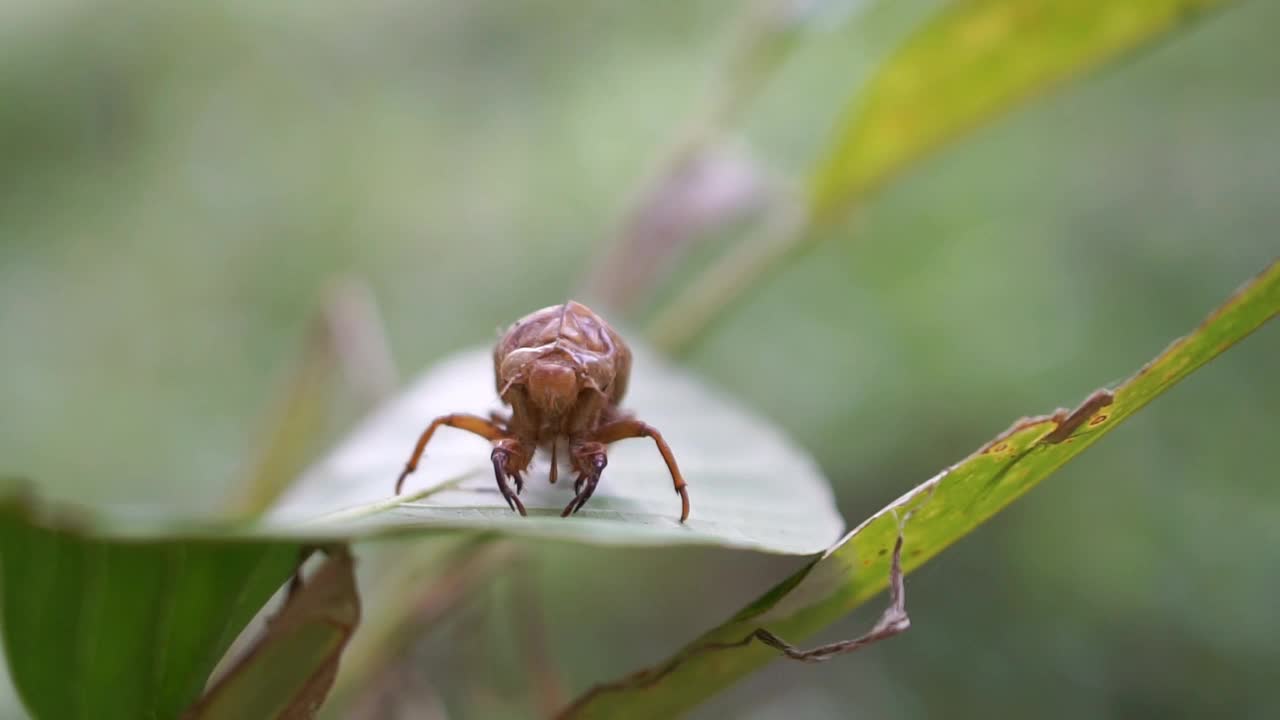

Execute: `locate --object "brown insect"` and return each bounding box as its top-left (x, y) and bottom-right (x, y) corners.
top-left (394, 301), bottom-right (690, 522)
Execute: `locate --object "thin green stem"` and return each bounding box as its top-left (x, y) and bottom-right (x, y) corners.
top-left (645, 202), bottom-right (808, 355)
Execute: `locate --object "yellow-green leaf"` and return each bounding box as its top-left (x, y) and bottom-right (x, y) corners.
top-left (810, 0), bottom-right (1234, 222)
top-left (560, 260), bottom-right (1278, 718)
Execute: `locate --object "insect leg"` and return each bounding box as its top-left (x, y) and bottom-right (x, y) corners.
top-left (561, 446), bottom-right (606, 517)
top-left (728, 521), bottom-right (910, 661)
top-left (592, 419), bottom-right (689, 522)
top-left (395, 414), bottom-right (507, 494)
top-left (558, 448), bottom-right (606, 515)
top-left (561, 475), bottom-right (587, 518)
top-left (571, 454), bottom-right (605, 515)
top-left (571, 477), bottom-right (599, 516)
top-left (491, 448), bottom-right (528, 516)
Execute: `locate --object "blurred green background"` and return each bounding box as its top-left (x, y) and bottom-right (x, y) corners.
top-left (1, 0), bottom-right (1276, 718)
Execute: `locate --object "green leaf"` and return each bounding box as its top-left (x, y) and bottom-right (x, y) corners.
top-left (264, 345), bottom-right (844, 555)
top-left (559, 261), bottom-right (1279, 718)
top-left (810, 0), bottom-right (1235, 222)
top-left (0, 499), bottom-right (301, 720)
top-left (185, 548), bottom-right (359, 720)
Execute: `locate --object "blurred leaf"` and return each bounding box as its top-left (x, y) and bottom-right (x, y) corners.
top-left (328, 538), bottom-right (516, 713)
top-left (269, 345), bottom-right (843, 555)
top-left (185, 547), bottom-right (359, 720)
top-left (0, 499), bottom-right (301, 720)
top-left (810, 0), bottom-right (1234, 221)
top-left (560, 261), bottom-right (1278, 718)
top-left (648, 0), bottom-right (1236, 353)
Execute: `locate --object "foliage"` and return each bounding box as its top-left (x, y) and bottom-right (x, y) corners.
top-left (561, 261), bottom-right (1278, 718)
top-left (0, 1), bottom-right (1274, 718)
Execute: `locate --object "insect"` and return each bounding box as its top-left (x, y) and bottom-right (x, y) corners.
top-left (394, 301), bottom-right (690, 522)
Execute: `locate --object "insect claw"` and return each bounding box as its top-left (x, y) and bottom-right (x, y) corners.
top-left (560, 496), bottom-right (579, 518)
top-left (491, 448), bottom-right (527, 517)
top-left (569, 472), bottom-right (601, 516)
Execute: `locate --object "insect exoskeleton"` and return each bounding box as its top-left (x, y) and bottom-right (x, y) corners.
top-left (395, 301), bottom-right (690, 522)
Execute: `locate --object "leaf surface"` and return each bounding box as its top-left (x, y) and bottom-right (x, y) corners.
top-left (266, 346), bottom-right (843, 555)
top-left (0, 500), bottom-right (300, 720)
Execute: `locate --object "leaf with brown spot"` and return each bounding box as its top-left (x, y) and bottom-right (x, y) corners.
top-left (558, 260), bottom-right (1278, 719)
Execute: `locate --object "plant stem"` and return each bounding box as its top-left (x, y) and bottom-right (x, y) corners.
top-left (232, 277), bottom-right (399, 516)
top-left (644, 202), bottom-right (808, 355)
top-left (580, 0), bottom-right (810, 315)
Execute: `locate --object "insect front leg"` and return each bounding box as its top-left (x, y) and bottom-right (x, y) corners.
top-left (395, 414), bottom-right (508, 494)
top-left (561, 441), bottom-right (607, 517)
top-left (492, 438), bottom-right (534, 517)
